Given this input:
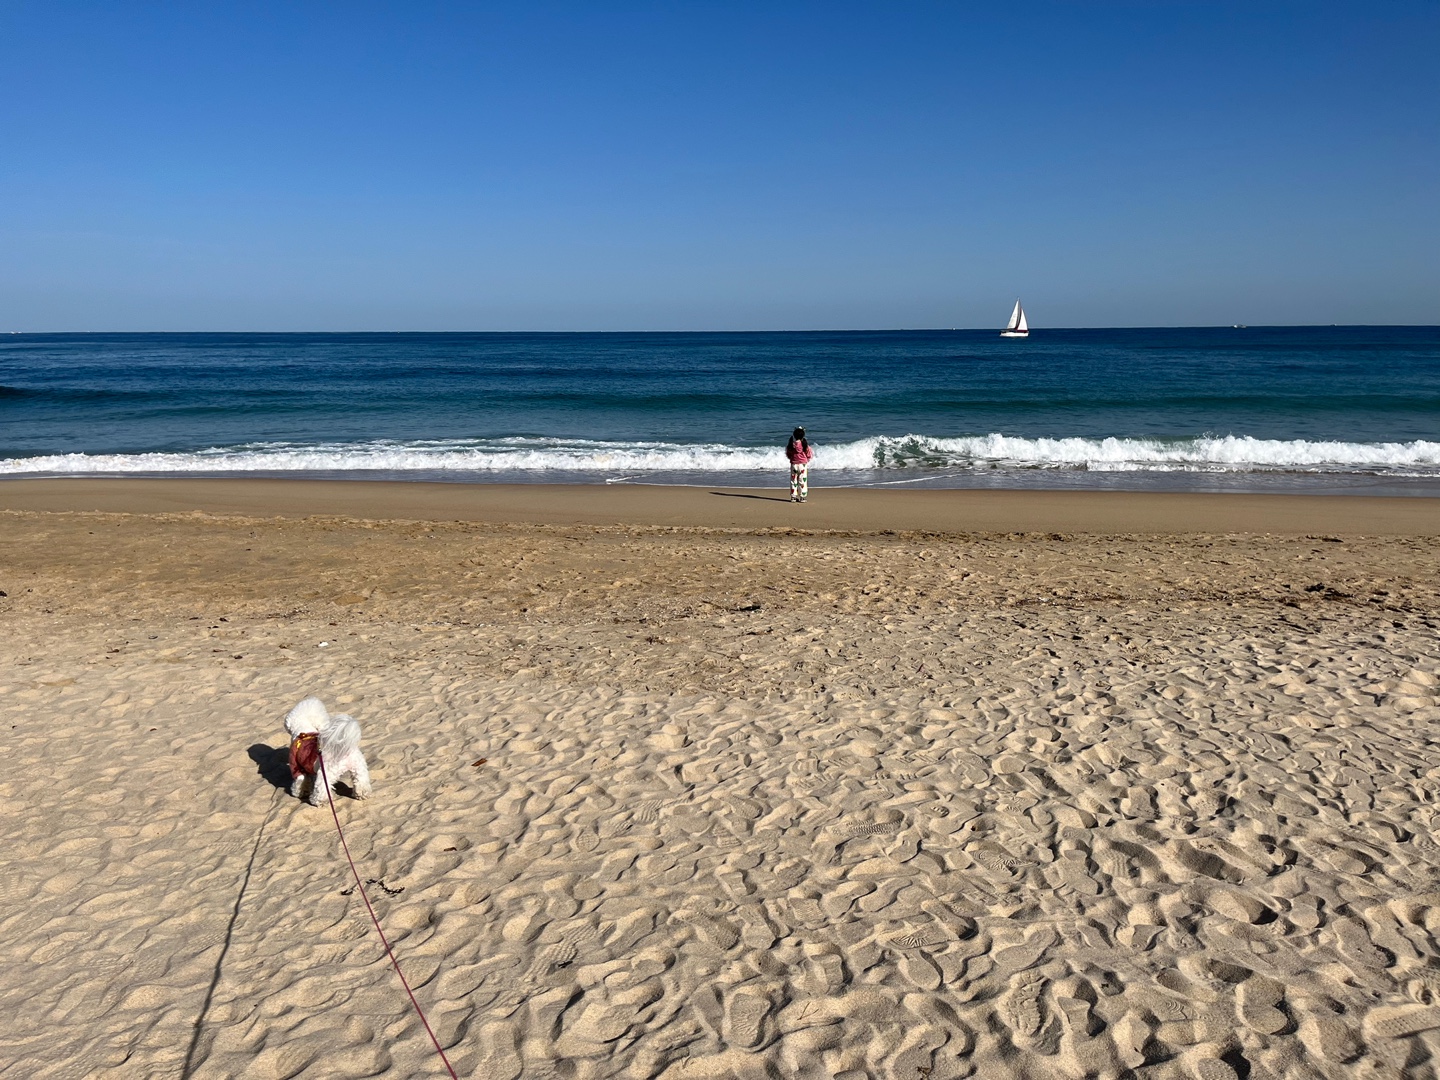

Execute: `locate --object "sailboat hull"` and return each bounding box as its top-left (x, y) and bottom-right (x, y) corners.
top-left (999, 330), bottom-right (1029, 338)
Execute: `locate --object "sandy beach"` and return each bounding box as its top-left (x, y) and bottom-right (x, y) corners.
top-left (5, 479), bottom-right (1440, 1079)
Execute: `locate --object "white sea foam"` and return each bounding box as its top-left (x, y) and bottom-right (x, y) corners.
top-left (0, 438), bottom-right (783, 475)
top-left (4, 433), bottom-right (1439, 477)
top-left (854, 433), bottom-right (1440, 473)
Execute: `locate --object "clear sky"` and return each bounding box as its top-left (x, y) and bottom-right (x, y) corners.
top-left (2, 2), bottom-right (1436, 331)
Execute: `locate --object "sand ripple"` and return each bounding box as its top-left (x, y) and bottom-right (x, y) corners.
top-left (3, 512), bottom-right (1440, 1077)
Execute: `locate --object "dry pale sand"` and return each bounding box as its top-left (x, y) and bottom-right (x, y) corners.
top-left (4, 482), bottom-right (1440, 1080)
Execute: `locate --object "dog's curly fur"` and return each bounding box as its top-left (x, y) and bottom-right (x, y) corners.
top-left (284, 696), bottom-right (372, 804)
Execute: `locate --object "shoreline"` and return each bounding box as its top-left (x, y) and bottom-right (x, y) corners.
top-left (4, 475), bottom-right (1440, 534)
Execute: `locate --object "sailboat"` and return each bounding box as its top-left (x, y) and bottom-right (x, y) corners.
top-left (1000, 299), bottom-right (1029, 338)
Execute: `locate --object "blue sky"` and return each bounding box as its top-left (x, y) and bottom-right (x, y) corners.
top-left (1, 2), bottom-right (1436, 330)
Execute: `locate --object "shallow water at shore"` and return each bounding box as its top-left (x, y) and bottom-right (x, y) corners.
top-left (12, 466), bottom-right (1440, 498)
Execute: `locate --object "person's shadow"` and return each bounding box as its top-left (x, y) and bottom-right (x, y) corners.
top-left (248, 743), bottom-right (291, 790)
top-left (710, 491), bottom-right (792, 503)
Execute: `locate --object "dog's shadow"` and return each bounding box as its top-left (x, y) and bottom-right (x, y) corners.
top-left (247, 743), bottom-right (362, 798)
top-left (248, 744), bottom-right (292, 791)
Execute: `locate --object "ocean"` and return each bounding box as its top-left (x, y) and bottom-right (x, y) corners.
top-left (3, 327), bottom-right (1438, 495)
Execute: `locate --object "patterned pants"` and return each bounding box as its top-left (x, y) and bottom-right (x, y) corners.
top-left (790, 464), bottom-right (808, 501)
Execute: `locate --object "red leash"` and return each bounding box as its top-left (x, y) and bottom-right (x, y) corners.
top-left (318, 753), bottom-right (460, 1079)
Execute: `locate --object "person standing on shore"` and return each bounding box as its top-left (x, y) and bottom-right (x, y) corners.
top-left (786, 426), bottom-right (814, 502)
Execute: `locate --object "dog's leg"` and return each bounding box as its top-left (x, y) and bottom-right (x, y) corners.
top-left (289, 773), bottom-right (307, 801)
top-left (351, 757), bottom-right (372, 799)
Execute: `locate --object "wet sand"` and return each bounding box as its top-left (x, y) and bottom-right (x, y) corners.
top-left (3, 476), bottom-right (1440, 534)
top-left (3, 480), bottom-right (1440, 1078)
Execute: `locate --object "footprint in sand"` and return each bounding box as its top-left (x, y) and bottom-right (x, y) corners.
top-left (1189, 789), bottom-right (1226, 818)
top-left (1236, 975), bottom-right (1289, 1034)
top-left (1364, 1004), bottom-right (1440, 1039)
top-left (678, 911), bottom-right (740, 951)
top-left (1097, 848), bottom-right (1132, 883)
top-left (1287, 893), bottom-right (1322, 930)
top-left (184, 929), bottom-right (231, 955)
top-left (42, 1055), bottom-right (135, 1080)
top-left (723, 989), bottom-right (773, 1049)
top-left (305, 941), bottom-right (359, 966)
top-left (885, 1026), bottom-right (951, 1080)
top-left (1002, 972), bottom-right (1047, 1042)
top-left (787, 897), bottom-right (826, 927)
top-left (1333, 917), bottom-right (1392, 968)
top-left (199, 838), bottom-right (254, 857)
top-left (561, 922), bottom-right (602, 949)
top-left (768, 860), bottom-right (808, 890)
top-left (993, 928), bottom-right (1058, 973)
top-left (889, 928), bottom-right (951, 950)
top-left (798, 948), bottom-right (846, 995)
top-left (897, 951), bottom-right (943, 991)
top-left (974, 848), bottom-right (1025, 877)
top-left (598, 815), bottom-right (630, 839)
top-left (0, 875), bottom-right (35, 907)
top-left (1116, 924), bottom-right (1163, 950)
top-left (847, 822), bottom-right (899, 837)
top-left (564, 996), bottom-right (637, 1045)
top-left (526, 940), bottom-right (578, 979)
top-left (1148, 993), bottom-right (1195, 1024)
top-left (1298, 1013), bottom-right (1362, 1064)
top-left (1054, 851), bottom-right (1102, 895)
top-left (1055, 991), bottom-right (1103, 1039)
top-left (736, 905), bottom-right (779, 950)
top-left (1185, 1052), bottom-right (1242, 1080)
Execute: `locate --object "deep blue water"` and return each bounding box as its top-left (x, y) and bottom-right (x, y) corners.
top-left (2, 327), bottom-right (1438, 493)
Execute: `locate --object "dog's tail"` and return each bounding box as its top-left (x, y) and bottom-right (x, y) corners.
top-left (321, 714), bottom-right (362, 761)
top-left (286, 696), bottom-right (330, 735)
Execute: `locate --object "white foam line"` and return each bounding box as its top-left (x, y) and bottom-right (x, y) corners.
top-left (854, 471), bottom-right (971, 487)
top-left (3, 433), bottom-right (1439, 477)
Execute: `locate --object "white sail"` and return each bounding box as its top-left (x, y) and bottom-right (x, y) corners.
top-left (1001, 299), bottom-right (1029, 337)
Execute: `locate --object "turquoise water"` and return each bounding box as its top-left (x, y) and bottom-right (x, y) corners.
top-left (2, 327), bottom-right (1438, 493)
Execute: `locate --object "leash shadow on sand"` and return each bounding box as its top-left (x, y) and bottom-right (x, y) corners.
top-left (182, 784), bottom-right (283, 1078)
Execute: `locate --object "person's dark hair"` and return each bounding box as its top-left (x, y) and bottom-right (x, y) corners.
top-left (787, 427), bottom-right (809, 454)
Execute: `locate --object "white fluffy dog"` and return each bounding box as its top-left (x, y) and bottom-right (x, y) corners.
top-left (284, 696), bottom-right (372, 805)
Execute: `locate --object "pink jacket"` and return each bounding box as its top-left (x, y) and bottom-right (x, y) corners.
top-left (786, 440), bottom-right (814, 465)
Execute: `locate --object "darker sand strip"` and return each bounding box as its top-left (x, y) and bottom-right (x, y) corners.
top-left (3, 477), bottom-right (1440, 534)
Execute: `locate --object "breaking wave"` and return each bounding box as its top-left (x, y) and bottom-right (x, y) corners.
top-left (4, 433), bottom-right (1440, 477)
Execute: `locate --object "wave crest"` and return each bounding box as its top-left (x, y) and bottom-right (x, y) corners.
top-left (3, 433), bottom-right (1439, 477)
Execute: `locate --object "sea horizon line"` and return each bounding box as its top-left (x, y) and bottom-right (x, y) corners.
top-left (6, 324), bottom-right (1438, 337)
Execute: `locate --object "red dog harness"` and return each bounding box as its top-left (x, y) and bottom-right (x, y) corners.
top-left (289, 731), bottom-right (321, 779)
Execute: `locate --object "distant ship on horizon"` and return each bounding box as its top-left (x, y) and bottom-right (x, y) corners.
top-left (1000, 299), bottom-right (1029, 338)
